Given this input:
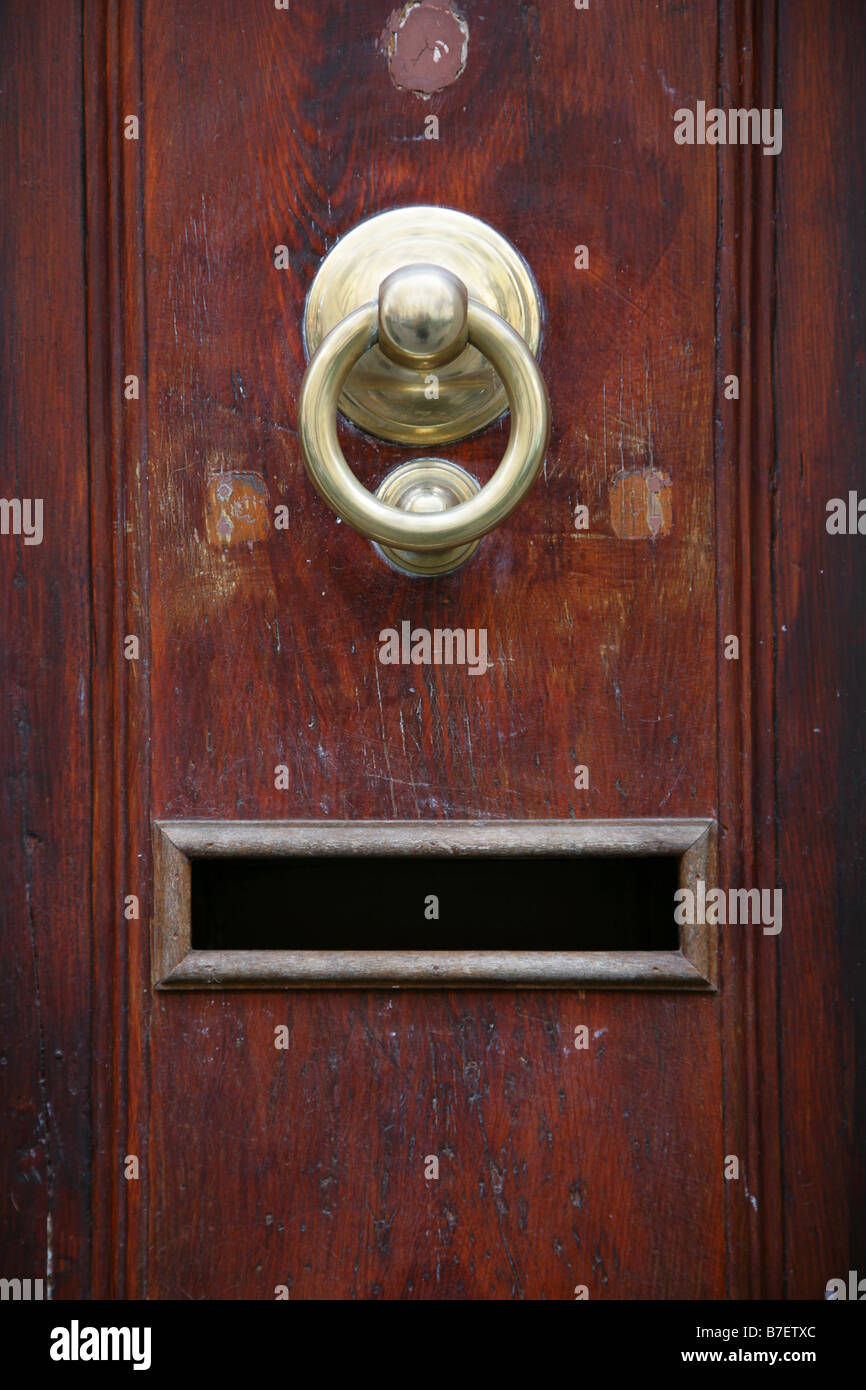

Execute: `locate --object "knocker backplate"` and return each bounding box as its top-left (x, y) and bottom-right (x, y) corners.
top-left (303, 206), bottom-right (543, 445)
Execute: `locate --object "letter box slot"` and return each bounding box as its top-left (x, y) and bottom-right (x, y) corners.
top-left (153, 819), bottom-right (716, 990)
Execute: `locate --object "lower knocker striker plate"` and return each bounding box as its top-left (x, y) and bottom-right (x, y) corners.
top-left (303, 207), bottom-right (543, 447)
top-left (372, 458), bottom-right (482, 577)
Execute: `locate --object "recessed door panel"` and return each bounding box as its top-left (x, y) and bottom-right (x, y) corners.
top-left (145, 0), bottom-right (718, 1298)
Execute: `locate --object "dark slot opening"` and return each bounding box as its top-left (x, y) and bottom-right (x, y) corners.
top-left (190, 855), bottom-right (681, 951)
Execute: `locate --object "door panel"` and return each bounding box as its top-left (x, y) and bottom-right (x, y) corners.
top-left (141, 0), bottom-right (720, 1300)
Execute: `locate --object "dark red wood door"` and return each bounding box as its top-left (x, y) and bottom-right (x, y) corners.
top-left (2, 0), bottom-right (863, 1304)
top-left (140, 0), bottom-right (722, 1300)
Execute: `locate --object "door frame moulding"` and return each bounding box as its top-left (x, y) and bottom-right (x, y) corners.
top-left (715, 0), bottom-right (783, 1300)
top-left (153, 818), bottom-right (717, 990)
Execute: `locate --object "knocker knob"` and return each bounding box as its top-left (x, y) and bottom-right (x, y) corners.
top-left (377, 264), bottom-right (469, 371)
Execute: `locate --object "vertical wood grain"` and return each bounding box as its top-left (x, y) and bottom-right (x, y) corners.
top-left (0, 0), bottom-right (92, 1300)
top-left (774, 0), bottom-right (866, 1298)
top-left (84, 0), bottom-right (152, 1300)
top-left (715, 0), bottom-right (783, 1300)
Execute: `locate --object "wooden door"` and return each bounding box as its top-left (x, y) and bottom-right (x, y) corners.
top-left (2, 0), bottom-right (863, 1304)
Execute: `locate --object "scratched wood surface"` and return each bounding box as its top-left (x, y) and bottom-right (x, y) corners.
top-left (4, 0), bottom-right (863, 1304)
top-left (0, 3), bottom-right (92, 1297)
top-left (143, 0), bottom-right (722, 1299)
top-left (773, 0), bottom-right (866, 1298)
